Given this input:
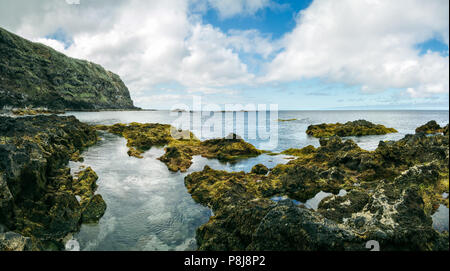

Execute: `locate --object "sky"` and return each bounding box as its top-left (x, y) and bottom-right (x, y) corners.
top-left (0, 0), bottom-right (448, 110)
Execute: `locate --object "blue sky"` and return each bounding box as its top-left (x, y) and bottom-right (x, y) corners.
top-left (201, 0), bottom-right (313, 39)
top-left (194, 0), bottom-right (449, 110)
top-left (1, 0), bottom-right (449, 110)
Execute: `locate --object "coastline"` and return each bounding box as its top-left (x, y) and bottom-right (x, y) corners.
top-left (1, 113), bottom-right (448, 251)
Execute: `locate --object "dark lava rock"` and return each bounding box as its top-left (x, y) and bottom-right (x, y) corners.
top-left (0, 26), bottom-right (136, 110)
top-left (251, 164), bottom-right (269, 175)
top-left (82, 194), bottom-right (107, 224)
top-left (97, 123), bottom-right (262, 172)
top-left (415, 120), bottom-right (444, 134)
top-left (0, 115), bottom-right (105, 250)
top-left (185, 125), bottom-right (449, 251)
top-left (306, 120), bottom-right (397, 138)
top-left (0, 232), bottom-right (33, 251)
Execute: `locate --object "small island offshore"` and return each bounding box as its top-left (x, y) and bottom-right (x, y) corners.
top-left (0, 0), bottom-right (449, 256)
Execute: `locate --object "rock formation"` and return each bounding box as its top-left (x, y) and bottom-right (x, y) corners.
top-left (95, 123), bottom-right (262, 172)
top-left (306, 120), bottom-right (397, 138)
top-left (0, 115), bottom-right (106, 250)
top-left (0, 27), bottom-right (136, 111)
top-left (185, 128), bottom-right (449, 251)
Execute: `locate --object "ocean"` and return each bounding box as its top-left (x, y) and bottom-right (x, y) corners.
top-left (65, 110), bottom-right (449, 251)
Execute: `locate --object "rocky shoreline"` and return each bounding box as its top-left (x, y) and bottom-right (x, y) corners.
top-left (95, 123), bottom-right (262, 172)
top-left (1, 116), bottom-right (448, 251)
top-left (0, 115), bottom-right (106, 250)
top-left (185, 124), bottom-right (449, 251)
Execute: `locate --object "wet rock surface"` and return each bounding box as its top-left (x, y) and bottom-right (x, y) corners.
top-left (415, 120), bottom-right (446, 134)
top-left (0, 115), bottom-right (105, 250)
top-left (251, 164), bottom-right (269, 175)
top-left (10, 107), bottom-right (65, 116)
top-left (0, 231), bottom-right (33, 251)
top-left (96, 123), bottom-right (262, 172)
top-left (306, 120), bottom-right (398, 138)
top-left (185, 126), bottom-right (449, 251)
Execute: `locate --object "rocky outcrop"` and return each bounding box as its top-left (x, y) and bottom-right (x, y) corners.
top-left (251, 164), bottom-right (269, 175)
top-left (0, 27), bottom-right (136, 110)
top-left (0, 115), bottom-right (106, 250)
top-left (306, 120), bottom-right (397, 138)
top-left (415, 120), bottom-right (446, 134)
top-left (96, 123), bottom-right (262, 172)
top-left (10, 107), bottom-right (65, 116)
top-left (0, 232), bottom-right (33, 251)
top-left (185, 128), bottom-right (449, 251)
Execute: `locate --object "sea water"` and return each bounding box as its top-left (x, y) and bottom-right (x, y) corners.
top-left (65, 110), bottom-right (449, 250)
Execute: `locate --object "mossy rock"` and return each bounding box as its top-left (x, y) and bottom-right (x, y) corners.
top-left (415, 121), bottom-right (444, 134)
top-left (0, 115), bottom-right (106, 250)
top-left (251, 164), bottom-right (269, 175)
top-left (81, 194), bottom-right (107, 224)
top-left (306, 120), bottom-right (398, 138)
top-left (97, 124), bottom-right (262, 172)
top-left (185, 125), bottom-right (449, 251)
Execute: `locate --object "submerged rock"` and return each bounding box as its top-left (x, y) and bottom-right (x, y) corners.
top-left (0, 115), bottom-right (105, 250)
top-left (306, 120), bottom-right (397, 138)
top-left (96, 123), bottom-right (262, 172)
top-left (185, 126), bottom-right (449, 251)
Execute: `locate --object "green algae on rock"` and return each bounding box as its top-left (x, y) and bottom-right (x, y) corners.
top-left (277, 118), bottom-right (297, 122)
top-left (10, 107), bottom-right (65, 116)
top-left (0, 26), bottom-right (136, 111)
top-left (81, 194), bottom-right (107, 224)
top-left (95, 123), bottom-right (262, 172)
top-left (415, 120), bottom-right (446, 134)
top-left (184, 129), bottom-right (449, 251)
top-left (306, 120), bottom-right (398, 138)
top-left (251, 164), bottom-right (269, 175)
top-left (0, 115), bottom-right (105, 250)
top-left (0, 232), bottom-right (33, 251)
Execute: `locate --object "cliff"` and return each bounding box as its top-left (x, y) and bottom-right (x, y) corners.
top-left (0, 27), bottom-right (136, 110)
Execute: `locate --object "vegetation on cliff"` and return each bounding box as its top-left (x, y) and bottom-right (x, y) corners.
top-left (185, 125), bottom-right (449, 251)
top-left (95, 123), bottom-right (262, 172)
top-left (0, 115), bottom-right (106, 250)
top-left (306, 120), bottom-right (398, 138)
top-left (0, 27), bottom-right (136, 111)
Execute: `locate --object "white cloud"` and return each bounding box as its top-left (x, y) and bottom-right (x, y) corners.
top-left (134, 94), bottom-right (185, 104)
top-left (5, 0), bottom-right (268, 105)
top-left (1, 0), bottom-right (448, 106)
top-left (265, 0), bottom-right (449, 97)
top-left (207, 0), bottom-right (271, 19)
top-left (186, 87), bottom-right (238, 95)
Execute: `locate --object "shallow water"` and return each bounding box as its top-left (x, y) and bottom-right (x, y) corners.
top-left (68, 132), bottom-right (291, 251)
top-left (270, 189), bottom-right (347, 210)
top-left (67, 110), bottom-right (449, 151)
top-left (64, 110), bottom-right (449, 250)
top-left (432, 205), bottom-right (449, 233)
